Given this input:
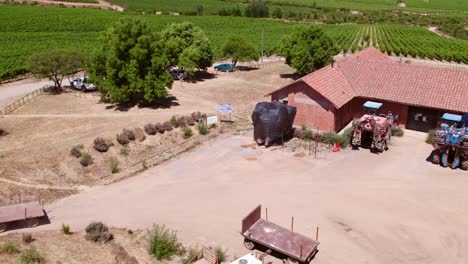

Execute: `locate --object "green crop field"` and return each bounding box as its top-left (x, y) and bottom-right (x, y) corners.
top-left (0, 5), bottom-right (467, 81)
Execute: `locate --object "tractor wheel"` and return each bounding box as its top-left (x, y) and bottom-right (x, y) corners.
top-left (243, 239), bottom-right (255, 250)
top-left (0, 223), bottom-right (8, 233)
top-left (432, 153), bottom-right (440, 165)
top-left (461, 159), bottom-right (468, 171)
top-left (27, 218), bottom-right (40, 228)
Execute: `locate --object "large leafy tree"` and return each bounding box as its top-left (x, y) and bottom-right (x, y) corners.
top-left (160, 22), bottom-right (214, 75)
top-left (221, 35), bottom-right (259, 66)
top-left (89, 18), bottom-right (172, 103)
top-left (28, 49), bottom-right (84, 89)
top-left (279, 26), bottom-right (339, 76)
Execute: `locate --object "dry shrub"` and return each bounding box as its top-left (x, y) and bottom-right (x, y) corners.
top-left (85, 222), bottom-right (113, 243)
top-left (133, 128), bottom-right (146, 142)
top-left (0, 128), bottom-right (5, 136)
top-left (80, 152), bottom-right (93, 167)
top-left (191, 111), bottom-right (201, 120)
top-left (22, 233), bottom-right (33, 244)
top-left (163, 121), bottom-right (173, 131)
top-left (116, 133), bottom-right (130, 145)
top-left (123, 129), bottom-right (135, 141)
top-left (177, 117), bottom-right (186, 127)
top-left (155, 123), bottom-right (165, 134)
top-left (93, 137), bottom-right (109, 152)
top-left (170, 116), bottom-right (178, 127)
top-left (112, 244), bottom-right (138, 264)
top-left (20, 247), bottom-right (44, 264)
top-left (186, 117), bottom-right (195, 126)
top-left (70, 146), bottom-right (82, 158)
top-left (144, 124), bottom-right (157, 135)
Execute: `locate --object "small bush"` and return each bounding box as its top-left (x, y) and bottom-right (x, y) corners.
top-left (93, 137), bottom-right (109, 152)
top-left (110, 157), bottom-right (119, 174)
top-left (116, 133), bottom-right (130, 145)
top-left (61, 224), bottom-right (71, 235)
top-left (170, 116), bottom-right (178, 127)
top-left (323, 132), bottom-right (348, 147)
top-left (70, 146), bottom-right (82, 158)
top-left (209, 123), bottom-right (217, 129)
top-left (123, 129), bottom-right (135, 141)
top-left (22, 233), bottom-right (33, 244)
top-left (177, 117), bottom-right (187, 128)
top-left (85, 222), bottom-right (113, 243)
top-left (186, 117), bottom-right (195, 126)
top-left (214, 246), bottom-right (228, 263)
top-left (120, 147), bottom-right (129, 156)
top-left (183, 127), bottom-right (192, 139)
top-left (80, 152), bottom-right (93, 167)
top-left (198, 123), bottom-right (208, 135)
top-left (112, 244), bottom-right (138, 264)
top-left (426, 130), bottom-right (435, 144)
top-left (127, 229), bottom-right (134, 235)
top-left (144, 124), bottom-right (157, 135)
top-left (147, 224), bottom-right (181, 261)
top-left (0, 128), bottom-right (4, 136)
top-left (133, 128), bottom-right (146, 142)
top-left (391, 127), bottom-right (404, 137)
top-left (181, 246), bottom-right (202, 264)
top-left (163, 121), bottom-right (173, 131)
top-left (0, 240), bottom-right (20, 255)
top-left (155, 123), bottom-right (165, 134)
top-left (20, 247), bottom-right (44, 264)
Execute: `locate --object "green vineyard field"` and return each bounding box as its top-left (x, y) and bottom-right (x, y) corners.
top-left (0, 5), bottom-right (467, 81)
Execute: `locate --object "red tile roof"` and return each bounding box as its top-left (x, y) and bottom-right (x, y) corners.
top-left (269, 47), bottom-right (468, 112)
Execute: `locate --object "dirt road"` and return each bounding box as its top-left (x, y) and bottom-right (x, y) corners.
top-left (33, 130), bottom-right (468, 264)
top-left (0, 78), bottom-right (52, 108)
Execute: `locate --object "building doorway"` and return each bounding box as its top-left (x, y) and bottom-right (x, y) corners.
top-left (406, 106), bottom-right (438, 132)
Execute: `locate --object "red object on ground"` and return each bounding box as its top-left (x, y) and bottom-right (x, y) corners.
top-left (332, 143), bottom-right (341, 152)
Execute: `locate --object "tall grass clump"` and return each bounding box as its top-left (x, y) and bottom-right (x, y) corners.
top-left (147, 224), bottom-right (181, 261)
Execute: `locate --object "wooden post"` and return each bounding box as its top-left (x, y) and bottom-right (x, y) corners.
top-left (24, 208), bottom-right (27, 219)
top-left (316, 227), bottom-right (319, 241)
top-left (300, 245), bottom-right (303, 259)
top-left (265, 207), bottom-right (268, 221)
top-left (291, 216), bottom-right (294, 231)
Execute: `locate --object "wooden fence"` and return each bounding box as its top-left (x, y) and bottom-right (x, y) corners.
top-left (0, 85), bottom-right (53, 117)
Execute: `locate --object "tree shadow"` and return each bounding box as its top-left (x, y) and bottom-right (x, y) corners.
top-left (105, 95), bottom-right (179, 112)
top-left (236, 66), bottom-right (259, 72)
top-left (185, 70), bottom-right (217, 83)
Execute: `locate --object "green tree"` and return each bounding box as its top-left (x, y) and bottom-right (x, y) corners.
top-left (245, 0), bottom-right (269, 18)
top-left (28, 49), bottom-right (84, 90)
top-left (221, 35), bottom-right (259, 66)
top-left (160, 22), bottom-right (214, 75)
top-left (279, 26), bottom-right (338, 76)
top-left (272, 8), bottom-right (282, 19)
top-left (89, 18), bottom-right (172, 104)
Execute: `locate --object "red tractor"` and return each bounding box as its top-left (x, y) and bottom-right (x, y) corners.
top-left (351, 101), bottom-right (394, 153)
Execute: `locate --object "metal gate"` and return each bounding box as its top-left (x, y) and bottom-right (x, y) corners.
top-left (406, 106), bottom-right (438, 132)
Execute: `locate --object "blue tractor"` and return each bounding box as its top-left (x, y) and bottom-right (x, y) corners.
top-left (432, 113), bottom-right (468, 170)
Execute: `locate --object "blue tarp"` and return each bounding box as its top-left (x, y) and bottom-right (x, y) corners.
top-left (363, 101), bottom-right (383, 110)
top-left (442, 113), bottom-right (462, 122)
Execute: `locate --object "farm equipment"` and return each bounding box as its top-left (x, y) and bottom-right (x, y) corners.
top-left (431, 113), bottom-right (468, 170)
top-left (0, 201), bottom-right (45, 233)
top-left (252, 102), bottom-right (296, 147)
top-left (241, 205), bottom-right (319, 264)
top-left (350, 101), bottom-right (394, 152)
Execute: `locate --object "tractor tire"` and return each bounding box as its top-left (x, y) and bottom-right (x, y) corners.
top-left (461, 159), bottom-right (468, 171)
top-left (243, 239), bottom-right (255, 250)
top-left (432, 153), bottom-right (440, 165)
top-left (0, 223), bottom-right (8, 233)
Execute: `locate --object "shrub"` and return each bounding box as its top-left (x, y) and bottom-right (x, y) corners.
top-left (85, 222), bottom-right (113, 243)
top-left (93, 137), bottom-right (109, 152)
top-left (342, 127), bottom-right (354, 143)
top-left (70, 146), bottom-right (82, 158)
top-left (20, 247), bottom-right (44, 264)
top-left (147, 224), bottom-right (181, 261)
top-left (426, 130), bottom-right (435, 144)
top-left (323, 132), bottom-right (348, 147)
top-left (110, 157), bottom-right (119, 174)
top-left (22, 233), bottom-right (33, 244)
top-left (116, 133), bottom-right (130, 145)
top-left (163, 121), bottom-right (173, 131)
top-left (120, 147), bottom-right (129, 156)
top-left (391, 127), bottom-right (404, 137)
top-left (0, 128), bottom-right (4, 136)
top-left (127, 229), bottom-right (134, 235)
top-left (133, 128), bottom-right (146, 142)
top-left (186, 117), bottom-right (195, 126)
top-left (183, 127), bottom-right (193, 139)
top-left (170, 116), bottom-right (178, 127)
top-left (191, 111), bottom-right (202, 120)
top-left (123, 129), bottom-right (135, 141)
top-left (61, 224), bottom-right (71, 235)
top-left (112, 244), bottom-right (138, 264)
top-left (155, 123), bottom-right (165, 134)
top-left (181, 246), bottom-right (202, 264)
top-left (0, 240), bottom-right (20, 255)
top-left (144, 124), bottom-right (157, 135)
top-left (214, 246), bottom-right (227, 263)
top-left (80, 152), bottom-right (93, 167)
top-left (198, 123), bottom-right (208, 135)
top-left (177, 117), bottom-right (186, 127)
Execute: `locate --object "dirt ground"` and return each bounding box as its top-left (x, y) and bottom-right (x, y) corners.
top-left (9, 130), bottom-right (464, 264)
top-left (0, 63), bottom-right (294, 205)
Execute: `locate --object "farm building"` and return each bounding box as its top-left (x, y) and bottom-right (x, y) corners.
top-left (267, 47), bottom-right (468, 132)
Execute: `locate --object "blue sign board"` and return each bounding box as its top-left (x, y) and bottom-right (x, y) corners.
top-left (218, 104), bottom-right (233, 114)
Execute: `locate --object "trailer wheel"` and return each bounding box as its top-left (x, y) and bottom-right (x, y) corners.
top-left (461, 159), bottom-right (468, 171)
top-left (243, 239), bottom-right (255, 250)
top-left (27, 218), bottom-right (40, 228)
top-left (0, 223), bottom-right (8, 233)
top-left (432, 152), bottom-right (440, 165)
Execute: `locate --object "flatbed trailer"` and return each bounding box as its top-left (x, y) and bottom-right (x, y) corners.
top-left (0, 201), bottom-right (45, 232)
top-left (241, 205), bottom-right (319, 264)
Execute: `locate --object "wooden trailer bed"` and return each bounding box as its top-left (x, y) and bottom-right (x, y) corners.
top-left (0, 202), bottom-right (45, 232)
